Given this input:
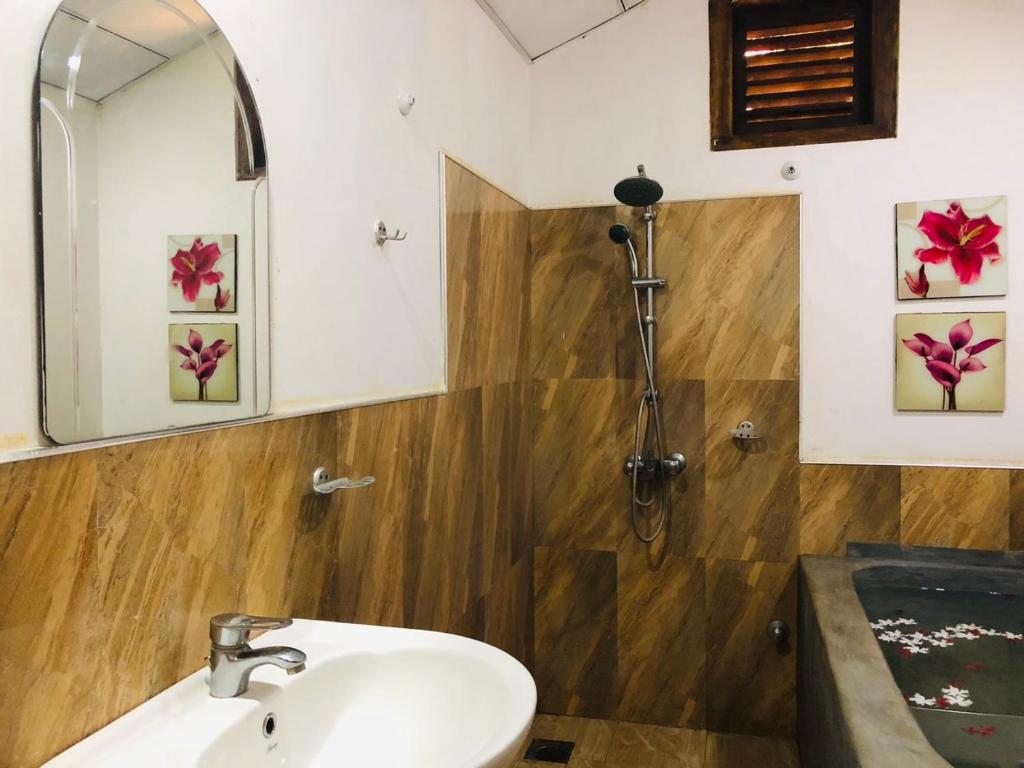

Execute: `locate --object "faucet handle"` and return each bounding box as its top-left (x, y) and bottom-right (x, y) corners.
top-left (210, 613), bottom-right (293, 648)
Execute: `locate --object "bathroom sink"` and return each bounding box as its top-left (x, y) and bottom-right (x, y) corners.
top-left (45, 620), bottom-right (536, 768)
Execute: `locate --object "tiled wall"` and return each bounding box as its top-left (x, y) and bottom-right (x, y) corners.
top-left (0, 158), bottom-right (532, 767)
top-left (528, 196), bottom-right (1024, 739)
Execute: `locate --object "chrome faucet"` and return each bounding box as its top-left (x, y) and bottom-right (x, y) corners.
top-left (207, 613), bottom-right (307, 698)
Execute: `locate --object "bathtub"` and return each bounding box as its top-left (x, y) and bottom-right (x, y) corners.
top-left (799, 545), bottom-right (1024, 768)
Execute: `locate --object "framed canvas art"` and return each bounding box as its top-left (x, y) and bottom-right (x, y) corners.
top-left (167, 234), bottom-right (237, 312)
top-left (896, 197), bottom-right (1007, 300)
top-left (895, 312), bottom-right (1005, 412)
top-left (169, 324), bottom-right (238, 402)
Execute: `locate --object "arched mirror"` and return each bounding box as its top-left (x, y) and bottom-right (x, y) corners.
top-left (35, 0), bottom-right (270, 444)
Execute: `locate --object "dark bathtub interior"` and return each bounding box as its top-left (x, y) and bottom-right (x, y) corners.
top-left (853, 554), bottom-right (1024, 768)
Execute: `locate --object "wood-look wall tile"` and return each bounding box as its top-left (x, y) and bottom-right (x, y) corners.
top-left (799, 464), bottom-right (901, 556)
top-left (403, 390), bottom-right (485, 632)
top-left (446, 159), bottom-right (530, 391)
top-left (704, 733), bottom-right (799, 768)
top-left (484, 553), bottom-right (532, 667)
top-left (482, 381), bottom-right (533, 590)
top-left (530, 206), bottom-right (625, 380)
top-left (705, 559), bottom-right (796, 738)
top-left (0, 452), bottom-right (103, 767)
top-left (238, 415), bottom-right (339, 618)
top-left (1011, 471), bottom-right (1024, 550)
top-left (662, 380), bottom-right (706, 558)
top-left (703, 197), bottom-right (799, 382)
top-left (616, 552), bottom-right (705, 728)
top-left (900, 466), bottom-right (1010, 550)
top-left (604, 722), bottom-right (706, 768)
top-left (332, 401), bottom-right (413, 627)
top-left (533, 379), bottom-right (638, 551)
top-left (704, 380), bottom-right (799, 561)
top-left (534, 547), bottom-right (618, 718)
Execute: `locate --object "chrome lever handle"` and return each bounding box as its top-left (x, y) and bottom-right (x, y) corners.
top-left (210, 613), bottom-right (292, 647)
top-left (312, 467), bottom-right (375, 495)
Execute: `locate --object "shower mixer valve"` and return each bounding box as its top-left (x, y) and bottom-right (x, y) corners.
top-left (622, 452), bottom-right (687, 478)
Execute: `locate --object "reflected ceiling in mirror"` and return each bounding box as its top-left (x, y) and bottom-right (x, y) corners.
top-left (36, 0), bottom-right (270, 445)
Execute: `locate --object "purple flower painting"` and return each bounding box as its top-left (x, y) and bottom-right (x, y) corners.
top-left (168, 324), bottom-right (238, 403)
top-left (896, 313), bottom-right (1005, 412)
top-left (167, 234), bottom-right (237, 313)
top-left (897, 197), bottom-right (1007, 300)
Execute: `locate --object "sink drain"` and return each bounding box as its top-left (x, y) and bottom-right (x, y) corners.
top-left (262, 713), bottom-right (276, 739)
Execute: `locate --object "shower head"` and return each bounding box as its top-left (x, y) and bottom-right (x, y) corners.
top-left (614, 164), bottom-right (664, 208)
top-left (608, 224), bottom-right (631, 245)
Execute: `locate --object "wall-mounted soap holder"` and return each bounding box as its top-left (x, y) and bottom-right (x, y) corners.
top-left (729, 420), bottom-right (761, 439)
top-left (729, 420), bottom-right (765, 453)
top-left (312, 467), bottom-right (375, 495)
top-left (374, 220), bottom-right (407, 246)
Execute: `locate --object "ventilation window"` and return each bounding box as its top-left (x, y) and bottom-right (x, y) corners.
top-left (709, 0), bottom-right (898, 151)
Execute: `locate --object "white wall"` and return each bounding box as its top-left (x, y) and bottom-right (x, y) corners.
top-left (528, 0), bottom-right (1024, 467)
top-left (0, 0), bottom-right (531, 455)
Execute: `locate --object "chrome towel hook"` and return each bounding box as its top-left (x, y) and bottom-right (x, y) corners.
top-left (374, 219), bottom-right (407, 246)
top-left (312, 467), bottom-right (375, 495)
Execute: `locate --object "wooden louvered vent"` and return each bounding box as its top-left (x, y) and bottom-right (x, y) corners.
top-left (709, 0), bottom-right (898, 150)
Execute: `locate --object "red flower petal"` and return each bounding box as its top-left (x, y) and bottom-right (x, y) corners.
top-left (926, 360), bottom-right (961, 390)
top-left (959, 357), bottom-right (986, 372)
top-left (965, 338), bottom-right (1002, 356)
top-left (180, 359), bottom-right (197, 371)
top-left (962, 215), bottom-right (1002, 250)
top-left (170, 251), bottom-right (194, 273)
top-left (201, 271), bottom-right (224, 286)
top-left (902, 338), bottom-right (930, 357)
top-left (180, 272), bottom-right (202, 303)
top-left (916, 246), bottom-right (952, 264)
top-left (930, 343), bottom-right (954, 364)
top-left (172, 344), bottom-right (193, 358)
top-left (918, 210), bottom-right (961, 248)
top-left (976, 240), bottom-right (1002, 264)
top-left (192, 241), bottom-right (222, 272)
top-left (949, 246), bottom-right (985, 284)
top-left (948, 319), bottom-right (973, 350)
top-left (188, 329), bottom-right (203, 353)
top-left (196, 360), bottom-right (218, 382)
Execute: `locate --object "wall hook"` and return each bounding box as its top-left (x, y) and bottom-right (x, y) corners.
top-left (374, 219), bottom-right (407, 246)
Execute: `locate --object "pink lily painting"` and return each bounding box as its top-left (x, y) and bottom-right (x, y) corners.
top-left (896, 313), bottom-right (1005, 412)
top-left (168, 324), bottom-right (239, 403)
top-left (896, 197), bottom-right (1007, 300)
top-left (167, 234), bottom-right (237, 313)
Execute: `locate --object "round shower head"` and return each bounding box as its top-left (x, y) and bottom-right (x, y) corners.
top-left (614, 166), bottom-right (664, 207)
top-left (608, 224), bottom-right (631, 245)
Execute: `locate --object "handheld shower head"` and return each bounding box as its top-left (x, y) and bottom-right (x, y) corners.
top-left (608, 224), bottom-right (631, 245)
top-left (609, 223), bottom-right (640, 279)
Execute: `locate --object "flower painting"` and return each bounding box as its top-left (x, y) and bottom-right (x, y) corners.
top-left (896, 197), bottom-right (1007, 300)
top-left (895, 313), bottom-right (1005, 412)
top-left (167, 234), bottom-right (237, 312)
top-left (168, 324), bottom-right (238, 402)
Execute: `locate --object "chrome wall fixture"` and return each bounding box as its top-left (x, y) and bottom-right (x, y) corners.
top-left (374, 219), bottom-right (407, 246)
top-left (312, 466), bottom-right (375, 495)
top-left (608, 165), bottom-right (686, 543)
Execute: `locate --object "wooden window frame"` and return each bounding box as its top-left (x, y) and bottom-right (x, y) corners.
top-left (709, 0), bottom-right (898, 151)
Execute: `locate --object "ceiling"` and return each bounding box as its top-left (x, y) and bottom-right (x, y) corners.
top-left (476, 0), bottom-right (646, 61)
top-left (40, 0), bottom-right (217, 103)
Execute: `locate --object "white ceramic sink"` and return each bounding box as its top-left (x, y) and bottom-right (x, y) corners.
top-left (45, 620), bottom-right (536, 768)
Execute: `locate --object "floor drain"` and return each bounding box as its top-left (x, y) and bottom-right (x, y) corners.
top-left (524, 738), bottom-right (575, 763)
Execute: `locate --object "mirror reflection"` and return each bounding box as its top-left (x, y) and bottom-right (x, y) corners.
top-left (37, 0), bottom-right (270, 445)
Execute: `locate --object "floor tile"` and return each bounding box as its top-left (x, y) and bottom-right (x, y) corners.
top-left (704, 732), bottom-right (799, 768)
top-left (604, 722), bottom-right (706, 768)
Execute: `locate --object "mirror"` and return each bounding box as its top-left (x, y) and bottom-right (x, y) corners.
top-left (36, 0), bottom-right (270, 445)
